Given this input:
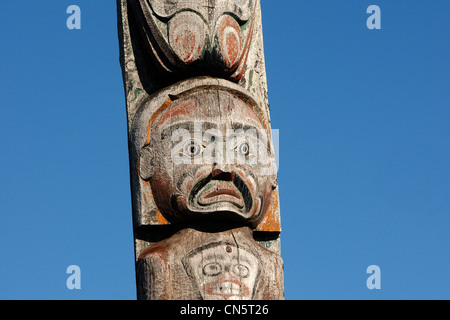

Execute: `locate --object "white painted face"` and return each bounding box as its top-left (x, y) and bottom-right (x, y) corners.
top-left (182, 242), bottom-right (260, 300)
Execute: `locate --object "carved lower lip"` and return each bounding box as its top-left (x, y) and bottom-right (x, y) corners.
top-left (189, 173), bottom-right (253, 213)
top-left (198, 181), bottom-right (244, 208)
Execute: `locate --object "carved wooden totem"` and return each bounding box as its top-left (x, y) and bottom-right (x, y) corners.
top-left (117, 0), bottom-right (283, 300)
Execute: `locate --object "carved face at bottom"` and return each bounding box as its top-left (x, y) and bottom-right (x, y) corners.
top-left (140, 89), bottom-right (277, 227)
top-left (182, 242), bottom-right (260, 300)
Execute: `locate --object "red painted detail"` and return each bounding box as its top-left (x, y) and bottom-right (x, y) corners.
top-left (138, 244), bottom-right (169, 261)
top-left (156, 98), bottom-right (195, 127)
top-left (168, 12), bottom-right (206, 64)
top-left (218, 16), bottom-right (242, 69)
top-left (175, 29), bottom-right (197, 63)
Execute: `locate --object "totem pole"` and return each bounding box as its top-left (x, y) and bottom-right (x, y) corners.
top-left (117, 0), bottom-right (284, 300)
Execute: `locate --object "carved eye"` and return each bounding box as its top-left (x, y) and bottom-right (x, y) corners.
top-left (183, 140), bottom-right (202, 158)
top-left (231, 136), bottom-right (258, 165)
top-left (203, 262), bottom-right (222, 276)
top-left (232, 264), bottom-right (250, 278)
top-left (237, 141), bottom-right (250, 157)
top-left (236, 140), bottom-right (250, 157)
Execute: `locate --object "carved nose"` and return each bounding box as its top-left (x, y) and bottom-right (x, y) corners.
top-left (212, 167), bottom-right (234, 181)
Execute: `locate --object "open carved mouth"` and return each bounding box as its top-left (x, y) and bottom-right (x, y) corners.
top-left (189, 173), bottom-right (252, 213)
top-left (203, 279), bottom-right (250, 300)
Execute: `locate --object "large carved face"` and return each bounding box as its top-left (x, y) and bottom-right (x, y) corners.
top-left (139, 88), bottom-right (277, 227)
top-left (130, 0), bottom-right (257, 79)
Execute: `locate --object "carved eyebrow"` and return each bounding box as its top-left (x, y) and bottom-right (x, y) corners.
top-left (230, 122), bottom-right (262, 132)
top-left (227, 124), bottom-right (269, 145)
top-left (166, 121), bottom-right (195, 132)
top-left (159, 121), bottom-right (218, 139)
top-left (204, 253), bottom-right (225, 261)
top-left (166, 121), bottom-right (218, 131)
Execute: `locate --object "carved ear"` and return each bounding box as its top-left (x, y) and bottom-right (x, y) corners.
top-left (272, 175), bottom-right (279, 190)
top-left (139, 146), bottom-right (154, 181)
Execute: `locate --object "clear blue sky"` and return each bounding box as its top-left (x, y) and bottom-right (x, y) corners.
top-left (0, 1), bottom-right (449, 300)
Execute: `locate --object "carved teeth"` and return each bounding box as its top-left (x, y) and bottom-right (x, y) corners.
top-left (211, 281), bottom-right (243, 296)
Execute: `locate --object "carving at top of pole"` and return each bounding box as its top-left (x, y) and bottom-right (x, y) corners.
top-left (128, 0), bottom-right (258, 80)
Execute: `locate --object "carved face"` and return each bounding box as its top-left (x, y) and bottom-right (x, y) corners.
top-left (182, 242), bottom-right (260, 300)
top-left (139, 89), bottom-right (277, 227)
top-left (130, 0), bottom-right (257, 79)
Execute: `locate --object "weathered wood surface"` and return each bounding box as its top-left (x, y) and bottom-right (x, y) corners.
top-left (136, 227), bottom-right (284, 300)
top-left (117, 0), bottom-right (284, 300)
